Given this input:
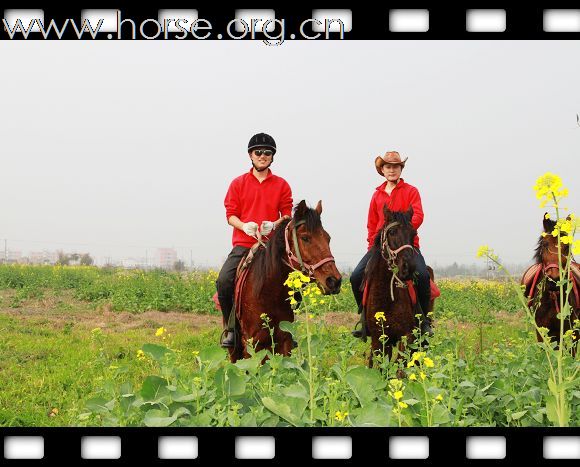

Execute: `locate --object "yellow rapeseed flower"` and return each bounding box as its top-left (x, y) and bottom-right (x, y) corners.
top-left (435, 394), bottom-right (443, 401)
top-left (409, 374), bottom-right (417, 381)
top-left (375, 311), bottom-right (386, 322)
top-left (420, 371), bottom-right (426, 380)
top-left (155, 327), bottom-right (166, 337)
top-left (393, 391), bottom-right (403, 400)
top-left (423, 357), bottom-right (434, 368)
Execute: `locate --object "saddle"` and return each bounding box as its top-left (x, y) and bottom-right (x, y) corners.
top-left (522, 262), bottom-right (580, 307)
top-left (212, 242), bottom-right (265, 326)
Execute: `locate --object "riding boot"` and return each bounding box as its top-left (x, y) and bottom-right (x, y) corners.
top-left (220, 303), bottom-right (236, 348)
top-left (417, 303), bottom-right (434, 337)
top-left (351, 306), bottom-right (365, 339)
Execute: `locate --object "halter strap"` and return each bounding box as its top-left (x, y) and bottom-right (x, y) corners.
top-left (284, 219), bottom-right (335, 276)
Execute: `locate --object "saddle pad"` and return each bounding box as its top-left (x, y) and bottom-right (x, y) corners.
top-left (362, 279), bottom-right (439, 308)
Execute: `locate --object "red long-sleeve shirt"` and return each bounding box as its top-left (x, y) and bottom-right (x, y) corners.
top-left (224, 168), bottom-right (293, 248)
top-left (366, 178), bottom-right (424, 250)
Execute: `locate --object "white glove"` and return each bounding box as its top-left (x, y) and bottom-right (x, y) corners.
top-left (260, 220), bottom-right (275, 236)
top-left (242, 222), bottom-right (259, 237)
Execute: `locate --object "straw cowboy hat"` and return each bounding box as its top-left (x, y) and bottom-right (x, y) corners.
top-left (374, 151), bottom-right (408, 176)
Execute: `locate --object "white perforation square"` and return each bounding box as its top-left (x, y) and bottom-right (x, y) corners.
top-left (312, 436), bottom-right (352, 459)
top-left (81, 436), bottom-right (122, 460)
top-left (544, 10), bottom-right (580, 32)
top-left (544, 437), bottom-right (580, 459)
top-left (3, 9), bottom-right (44, 33)
top-left (158, 10), bottom-right (198, 33)
top-left (389, 10), bottom-right (430, 33)
top-left (389, 436), bottom-right (429, 459)
top-left (235, 436), bottom-right (275, 459)
top-left (80, 9), bottom-right (119, 33)
top-left (466, 436), bottom-right (506, 459)
top-left (4, 437), bottom-right (44, 460)
top-left (467, 10), bottom-right (506, 32)
top-left (312, 10), bottom-right (352, 33)
top-left (234, 10), bottom-right (276, 33)
top-left (158, 436), bottom-right (198, 459)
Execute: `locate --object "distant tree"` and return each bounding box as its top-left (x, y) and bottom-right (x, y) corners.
top-left (56, 251), bottom-right (70, 266)
top-left (173, 260), bottom-right (186, 272)
top-left (80, 254), bottom-right (94, 266)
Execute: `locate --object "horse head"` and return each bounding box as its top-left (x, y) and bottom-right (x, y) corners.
top-left (536, 213), bottom-right (571, 290)
top-left (285, 200), bottom-right (342, 294)
top-left (380, 205), bottom-right (418, 281)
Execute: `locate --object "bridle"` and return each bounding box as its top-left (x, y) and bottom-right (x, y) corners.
top-left (380, 221), bottom-right (416, 300)
top-left (283, 219), bottom-right (335, 277)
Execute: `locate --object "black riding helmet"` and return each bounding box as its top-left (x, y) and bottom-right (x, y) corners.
top-left (248, 133), bottom-right (276, 155)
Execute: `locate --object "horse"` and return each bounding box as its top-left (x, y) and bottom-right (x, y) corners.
top-left (362, 206), bottom-right (436, 368)
top-left (227, 200), bottom-right (342, 363)
top-left (522, 214), bottom-right (580, 353)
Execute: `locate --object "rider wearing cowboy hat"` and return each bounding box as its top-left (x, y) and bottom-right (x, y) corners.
top-left (351, 150), bottom-right (433, 338)
top-left (217, 132), bottom-right (293, 348)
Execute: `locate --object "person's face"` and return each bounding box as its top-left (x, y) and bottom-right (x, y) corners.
top-left (249, 147), bottom-right (274, 171)
top-left (382, 163), bottom-right (402, 181)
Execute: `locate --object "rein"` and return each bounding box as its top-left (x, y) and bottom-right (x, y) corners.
top-left (283, 219), bottom-right (335, 277)
top-left (380, 221), bottom-right (415, 300)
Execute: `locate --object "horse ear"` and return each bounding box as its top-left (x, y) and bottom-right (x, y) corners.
top-left (315, 200), bottom-right (322, 215)
top-left (406, 206), bottom-right (414, 222)
top-left (383, 204), bottom-right (391, 222)
top-left (295, 200), bottom-right (308, 218)
top-left (543, 213), bottom-right (555, 233)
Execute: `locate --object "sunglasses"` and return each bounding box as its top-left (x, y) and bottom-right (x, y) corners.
top-left (253, 149), bottom-right (274, 157)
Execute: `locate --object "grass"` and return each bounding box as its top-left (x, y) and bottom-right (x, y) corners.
top-left (0, 288), bottom-right (530, 427)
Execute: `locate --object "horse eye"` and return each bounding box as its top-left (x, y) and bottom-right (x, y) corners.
top-left (301, 236), bottom-right (310, 242)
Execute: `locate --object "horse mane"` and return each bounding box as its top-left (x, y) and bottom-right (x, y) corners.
top-left (534, 218), bottom-right (564, 264)
top-left (251, 205), bottom-right (322, 295)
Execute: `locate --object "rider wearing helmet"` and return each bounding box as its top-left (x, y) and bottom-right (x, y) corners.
top-left (217, 133), bottom-right (293, 347)
top-left (351, 151), bottom-right (433, 338)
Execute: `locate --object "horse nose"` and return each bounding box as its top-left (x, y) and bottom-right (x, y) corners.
top-left (326, 276), bottom-right (342, 294)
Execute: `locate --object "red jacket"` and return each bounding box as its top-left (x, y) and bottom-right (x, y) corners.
top-left (366, 178), bottom-right (424, 250)
top-left (224, 168), bottom-right (293, 248)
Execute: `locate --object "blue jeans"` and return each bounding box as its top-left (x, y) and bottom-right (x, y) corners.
top-left (350, 248), bottom-right (431, 315)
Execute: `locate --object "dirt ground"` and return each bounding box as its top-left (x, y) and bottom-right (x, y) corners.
top-left (0, 290), bottom-right (221, 333)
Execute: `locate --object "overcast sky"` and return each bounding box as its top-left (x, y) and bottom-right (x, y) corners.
top-left (1, 40), bottom-right (579, 269)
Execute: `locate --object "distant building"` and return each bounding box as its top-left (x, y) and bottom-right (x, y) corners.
top-left (121, 257), bottom-right (148, 269)
top-left (5, 250), bottom-right (22, 263)
top-left (29, 251), bottom-right (58, 265)
top-left (156, 248), bottom-right (177, 269)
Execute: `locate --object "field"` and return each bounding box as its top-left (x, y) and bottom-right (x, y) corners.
top-left (0, 264), bottom-right (578, 427)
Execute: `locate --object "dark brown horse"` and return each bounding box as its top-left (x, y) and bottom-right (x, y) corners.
top-left (362, 206), bottom-right (435, 367)
top-left (522, 214), bottom-right (579, 353)
top-left (228, 200), bottom-right (342, 363)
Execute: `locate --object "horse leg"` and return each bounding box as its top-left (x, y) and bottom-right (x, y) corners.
top-left (274, 329), bottom-right (293, 356)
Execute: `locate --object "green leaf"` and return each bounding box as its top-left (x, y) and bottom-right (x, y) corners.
top-left (86, 397), bottom-right (111, 414)
top-left (223, 365), bottom-right (247, 397)
top-left (144, 409), bottom-right (177, 427)
top-left (141, 376), bottom-right (169, 401)
top-left (431, 403), bottom-right (451, 426)
top-left (280, 383), bottom-right (309, 400)
top-left (199, 345), bottom-right (227, 370)
top-left (352, 403), bottom-right (393, 427)
top-left (511, 410), bottom-right (527, 421)
top-left (142, 343), bottom-right (173, 363)
top-left (279, 320), bottom-right (297, 337)
top-left (547, 378), bottom-right (559, 396)
top-left (545, 395), bottom-right (559, 425)
top-left (345, 366), bottom-right (386, 408)
top-left (261, 394), bottom-right (308, 426)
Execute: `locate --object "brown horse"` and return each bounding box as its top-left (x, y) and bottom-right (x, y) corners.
top-left (227, 200), bottom-right (342, 363)
top-left (522, 214), bottom-right (579, 353)
top-left (362, 206), bottom-right (435, 368)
